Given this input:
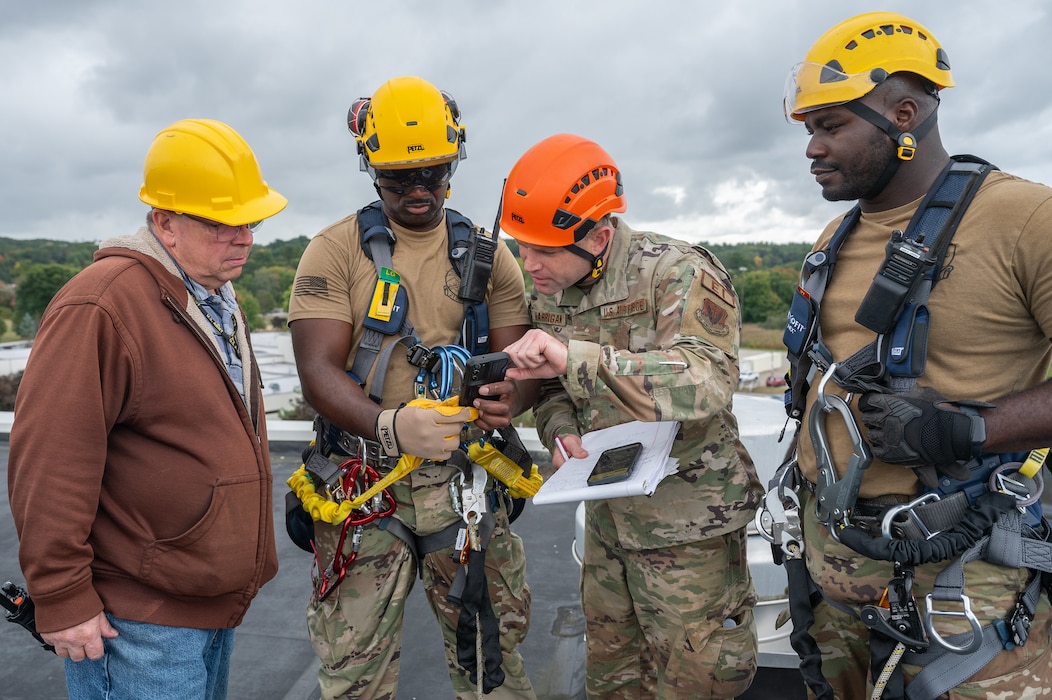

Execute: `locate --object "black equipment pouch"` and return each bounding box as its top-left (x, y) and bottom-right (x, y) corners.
top-left (784, 286), bottom-right (819, 367)
top-left (285, 490), bottom-right (316, 553)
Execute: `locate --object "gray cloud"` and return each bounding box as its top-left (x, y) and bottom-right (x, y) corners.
top-left (1, 0), bottom-right (1049, 248)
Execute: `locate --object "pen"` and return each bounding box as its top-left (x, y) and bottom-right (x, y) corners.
top-left (554, 435), bottom-right (570, 463)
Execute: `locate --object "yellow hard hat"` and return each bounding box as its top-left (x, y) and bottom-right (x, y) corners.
top-left (350, 76), bottom-right (466, 173)
top-left (139, 119), bottom-right (287, 225)
top-left (785, 12), bottom-right (954, 121)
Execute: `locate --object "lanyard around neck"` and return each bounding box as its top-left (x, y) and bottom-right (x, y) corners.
top-left (193, 296), bottom-right (240, 355)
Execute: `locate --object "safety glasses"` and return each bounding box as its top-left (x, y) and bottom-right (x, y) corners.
top-left (373, 164), bottom-right (452, 195)
top-left (179, 213), bottom-right (263, 242)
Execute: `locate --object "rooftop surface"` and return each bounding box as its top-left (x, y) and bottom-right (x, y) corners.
top-left (2, 435), bottom-right (805, 699)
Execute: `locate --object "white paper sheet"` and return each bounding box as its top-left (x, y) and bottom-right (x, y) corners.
top-left (532, 420), bottom-right (680, 505)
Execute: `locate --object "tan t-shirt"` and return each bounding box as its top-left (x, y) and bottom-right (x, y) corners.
top-left (288, 210), bottom-right (529, 409)
top-left (798, 171), bottom-right (1052, 498)
top-left (288, 209), bottom-right (529, 533)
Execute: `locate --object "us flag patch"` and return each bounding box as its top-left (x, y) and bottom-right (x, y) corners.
top-left (293, 276), bottom-right (329, 297)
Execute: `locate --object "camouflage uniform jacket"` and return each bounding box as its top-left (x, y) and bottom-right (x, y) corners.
top-left (531, 218), bottom-right (763, 550)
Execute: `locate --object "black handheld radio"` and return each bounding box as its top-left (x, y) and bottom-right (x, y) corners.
top-left (2, 581), bottom-right (55, 652)
top-left (457, 184), bottom-right (503, 305)
top-left (854, 230), bottom-right (933, 334)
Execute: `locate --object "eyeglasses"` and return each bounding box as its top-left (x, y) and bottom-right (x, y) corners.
top-left (179, 213), bottom-right (263, 242)
top-left (373, 164), bottom-right (452, 195)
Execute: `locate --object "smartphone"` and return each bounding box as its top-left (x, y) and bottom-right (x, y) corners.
top-left (459, 351), bottom-right (510, 406)
top-left (587, 442), bottom-right (643, 486)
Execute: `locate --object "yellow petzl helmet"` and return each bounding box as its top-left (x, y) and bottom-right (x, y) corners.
top-left (350, 76), bottom-right (466, 172)
top-left (785, 12), bottom-right (954, 121)
top-left (139, 119), bottom-right (287, 226)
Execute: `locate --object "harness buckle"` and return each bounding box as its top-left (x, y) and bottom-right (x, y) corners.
top-left (880, 493), bottom-right (942, 539)
top-left (304, 450), bottom-right (347, 500)
top-left (993, 594), bottom-right (1033, 651)
top-left (923, 593), bottom-right (984, 655)
top-left (406, 343), bottom-right (439, 371)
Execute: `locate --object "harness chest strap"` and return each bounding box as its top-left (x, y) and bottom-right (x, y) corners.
top-left (784, 156), bottom-right (996, 419)
top-left (350, 202), bottom-right (494, 398)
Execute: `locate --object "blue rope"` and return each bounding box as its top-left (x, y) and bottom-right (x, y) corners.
top-left (414, 344), bottom-right (471, 400)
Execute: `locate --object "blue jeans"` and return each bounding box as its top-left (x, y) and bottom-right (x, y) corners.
top-left (64, 614), bottom-right (236, 700)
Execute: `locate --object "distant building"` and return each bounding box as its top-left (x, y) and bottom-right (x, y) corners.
top-left (0, 341), bottom-right (31, 376)
top-left (250, 332), bottom-right (304, 415)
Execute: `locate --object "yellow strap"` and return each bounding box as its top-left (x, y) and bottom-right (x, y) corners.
top-left (287, 396), bottom-right (479, 522)
top-left (1019, 448), bottom-right (1048, 478)
top-left (467, 440), bottom-right (543, 499)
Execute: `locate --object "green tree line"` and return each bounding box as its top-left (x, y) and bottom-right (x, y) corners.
top-left (2, 235), bottom-right (807, 340)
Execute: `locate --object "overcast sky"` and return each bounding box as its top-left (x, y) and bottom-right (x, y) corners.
top-left (2, 0), bottom-right (1050, 249)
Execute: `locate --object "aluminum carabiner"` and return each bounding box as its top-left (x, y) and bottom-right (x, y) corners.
top-left (808, 364), bottom-right (873, 540)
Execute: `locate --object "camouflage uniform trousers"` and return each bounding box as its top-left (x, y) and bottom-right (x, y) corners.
top-left (582, 499), bottom-right (758, 699)
top-left (799, 488), bottom-right (1052, 699)
top-left (306, 504), bottom-right (536, 700)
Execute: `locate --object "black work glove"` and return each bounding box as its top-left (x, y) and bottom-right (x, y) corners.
top-left (857, 387), bottom-right (987, 488)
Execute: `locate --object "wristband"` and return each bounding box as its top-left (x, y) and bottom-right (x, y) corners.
top-left (375, 408), bottom-right (400, 457)
top-left (959, 405), bottom-right (986, 461)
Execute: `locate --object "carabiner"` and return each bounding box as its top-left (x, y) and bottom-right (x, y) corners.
top-left (808, 364), bottom-right (873, 540)
top-left (923, 593), bottom-right (984, 655)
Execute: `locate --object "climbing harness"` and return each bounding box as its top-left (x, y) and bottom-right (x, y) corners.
top-left (286, 196), bottom-right (535, 693)
top-left (759, 155), bottom-right (1052, 699)
top-left (285, 343), bottom-right (542, 695)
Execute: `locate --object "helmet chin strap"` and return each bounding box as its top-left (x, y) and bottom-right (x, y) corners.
top-left (568, 242), bottom-right (608, 287)
top-left (846, 101), bottom-right (938, 200)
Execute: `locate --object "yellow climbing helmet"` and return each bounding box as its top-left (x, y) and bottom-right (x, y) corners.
top-left (139, 119), bottom-right (287, 226)
top-left (785, 12), bottom-right (954, 121)
top-left (349, 76), bottom-right (466, 173)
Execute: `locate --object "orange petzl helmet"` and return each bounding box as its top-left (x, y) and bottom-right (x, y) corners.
top-left (500, 134), bottom-right (626, 247)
